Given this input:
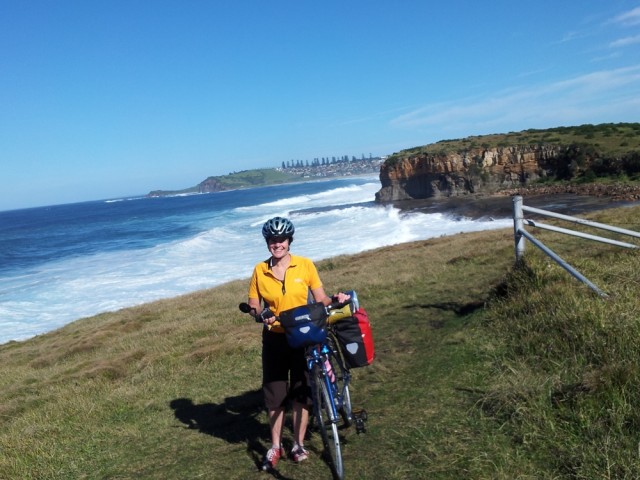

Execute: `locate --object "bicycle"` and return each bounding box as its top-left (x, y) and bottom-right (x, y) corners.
top-left (239, 297), bottom-right (367, 480)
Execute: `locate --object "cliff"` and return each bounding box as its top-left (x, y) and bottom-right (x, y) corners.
top-left (375, 145), bottom-right (564, 202)
top-left (375, 123), bottom-right (640, 203)
top-left (197, 177), bottom-right (228, 193)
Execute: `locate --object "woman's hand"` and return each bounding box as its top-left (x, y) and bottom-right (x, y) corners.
top-left (333, 292), bottom-right (351, 304)
top-left (259, 307), bottom-right (276, 325)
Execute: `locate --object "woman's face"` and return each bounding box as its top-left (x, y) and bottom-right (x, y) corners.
top-left (267, 236), bottom-right (290, 258)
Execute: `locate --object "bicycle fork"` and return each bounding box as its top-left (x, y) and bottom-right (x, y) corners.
top-left (309, 348), bottom-right (340, 423)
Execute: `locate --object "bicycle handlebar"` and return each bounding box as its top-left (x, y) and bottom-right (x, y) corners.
top-left (238, 302), bottom-right (277, 323)
top-left (238, 298), bottom-right (350, 327)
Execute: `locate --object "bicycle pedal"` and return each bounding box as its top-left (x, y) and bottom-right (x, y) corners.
top-left (352, 408), bottom-right (368, 434)
top-left (352, 408), bottom-right (367, 419)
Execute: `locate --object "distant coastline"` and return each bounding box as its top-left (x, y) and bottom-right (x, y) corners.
top-left (147, 157), bottom-right (385, 198)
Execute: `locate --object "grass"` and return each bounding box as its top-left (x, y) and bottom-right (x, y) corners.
top-left (148, 168), bottom-right (300, 196)
top-left (478, 204), bottom-right (640, 479)
top-left (210, 168), bottom-right (300, 188)
top-left (395, 123), bottom-right (640, 157)
top-left (1, 202), bottom-right (640, 479)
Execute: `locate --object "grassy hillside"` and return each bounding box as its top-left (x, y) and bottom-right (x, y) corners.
top-left (1, 202), bottom-right (640, 479)
top-left (204, 168), bottom-right (300, 189)
top-left (397, 123), bottom-right (640, 157)
top-left (388, 123), bottom-right (640, 185)
top-left (148, 168), bottom-right (300, 196)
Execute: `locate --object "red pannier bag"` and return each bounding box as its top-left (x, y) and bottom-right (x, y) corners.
top-left (333, 307), bottom-right (374, 368)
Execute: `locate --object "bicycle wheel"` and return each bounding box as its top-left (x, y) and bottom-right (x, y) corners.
top-left (340, 380), bottom-right (352, 426)
top-left (330, 350), bottom-right (353, 426)
top-left (327, 333), bottom-right (352, 426)
top-left (311, 363), bottom-right (344, 480)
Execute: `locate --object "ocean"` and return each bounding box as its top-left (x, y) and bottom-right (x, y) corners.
top-left (0, 176), bottom-right (512, 345)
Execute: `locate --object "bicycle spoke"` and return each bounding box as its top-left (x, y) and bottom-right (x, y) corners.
top-left (311, 364), bottom-right (330, 441)
top-left (327, 336), bottom-right (353, 427)
top-left (320, 365), bottom-right (344, 479)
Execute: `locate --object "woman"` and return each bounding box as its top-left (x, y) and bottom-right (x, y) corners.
top-left (247, 216), bottom-right (350, 470)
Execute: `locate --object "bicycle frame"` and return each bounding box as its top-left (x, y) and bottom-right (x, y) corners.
top-left (306, 342), bottom-right (348, 421)
top-left (306, 336), bottom-right (349, 479)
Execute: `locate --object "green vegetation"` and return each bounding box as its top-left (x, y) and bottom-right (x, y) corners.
top-left (148, 169), bottom-right (300, 197)
top-left (2, 204), bottom-right (640, 479)
top-left (402, 123), bottom-right (640, 156)
top-left (386, 122), bottom-right (640, 183)
top-left (204, 168), bottom-right (300, 189)
top-left (477, 205), bottom-right (640, 478)
top-left (147, 158), bottom-right (384, 197)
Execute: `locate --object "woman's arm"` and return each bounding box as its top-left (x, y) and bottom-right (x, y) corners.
top-left (247, 298), bottom-right (262, 318)
top-left (310, 287), bottom-right (350, 306)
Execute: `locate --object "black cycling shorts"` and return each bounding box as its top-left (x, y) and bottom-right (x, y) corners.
top-left (262, 328), bottom-right (311, 409)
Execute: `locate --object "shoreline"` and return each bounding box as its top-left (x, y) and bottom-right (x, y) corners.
top-left (391, 182), bottom-right (640, 220)
top-left (4, 181), bottom-right (638, 347)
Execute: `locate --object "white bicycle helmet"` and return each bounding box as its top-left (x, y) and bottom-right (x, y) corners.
top-left (262, 216), bottom-right (295, 241)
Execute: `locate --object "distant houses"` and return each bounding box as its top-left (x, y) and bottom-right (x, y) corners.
top-left (278, 156), bottom-right (385, 178)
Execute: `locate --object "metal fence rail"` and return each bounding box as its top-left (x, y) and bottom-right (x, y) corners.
top-left (512, 195), bottom-right (639, 298)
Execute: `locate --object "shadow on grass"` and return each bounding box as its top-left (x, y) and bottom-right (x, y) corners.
top-left (170, 389), bottom-right (289, 476)
top-left (404, 300), bottom-right (486, 317)
top-left (169, 391), bottom-right (348, 479)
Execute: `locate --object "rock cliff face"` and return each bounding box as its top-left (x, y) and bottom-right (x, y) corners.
top-left (375, 145), bottom-right (567, 202)
top-left (198, 177), bottom-right (228, 193)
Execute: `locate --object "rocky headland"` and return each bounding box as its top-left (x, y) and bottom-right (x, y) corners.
top-left (375, 144), bottom-right (565, 202)
top-left (374, 123), bottom-right (640, 218)
top-left (375, 148), bottom-right (640, 219)
top-left (376, 144), bottom-right (640, 204)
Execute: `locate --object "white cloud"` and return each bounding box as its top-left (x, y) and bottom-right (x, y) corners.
top-left (389, 66), bottom-right (640, 135)
top-left (558, 30), bottom-right (585, 43)
top-left (610, 34), bottom-right (640, 48)
top-left (612, 7), bottom-right (640, 26)
top-left (591, 51), bottom-right (623, 63)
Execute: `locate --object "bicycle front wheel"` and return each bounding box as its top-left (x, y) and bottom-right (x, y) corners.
top-left (311, 363), bottom-right (344, 480)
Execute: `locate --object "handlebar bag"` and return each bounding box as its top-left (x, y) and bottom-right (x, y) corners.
top-left (327, 290), bottom-right (359, 323)
top-left (332, 307), bottom-right (374, 368)
top-left (279, 303), bottom-right (328, 349)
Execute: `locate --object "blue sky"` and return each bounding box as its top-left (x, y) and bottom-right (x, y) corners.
top-left (1, 1), bottom-right (639, 211)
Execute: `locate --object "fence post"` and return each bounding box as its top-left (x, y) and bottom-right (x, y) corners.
top-left (513, 195), bottom-right (525, 262)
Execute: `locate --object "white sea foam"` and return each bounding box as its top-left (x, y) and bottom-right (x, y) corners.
top-left (0, 180), bottom-right (512, 344)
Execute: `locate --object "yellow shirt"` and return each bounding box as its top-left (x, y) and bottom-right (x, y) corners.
top-left (248, 254), bottom-right (323, 331)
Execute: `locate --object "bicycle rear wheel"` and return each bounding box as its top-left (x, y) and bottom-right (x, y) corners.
top-left (340, 380), bottom-right (352, 426)
top-left (311, 363), bottom-right (344, 480)
top-left (327, 333), bottom-right (352, 426)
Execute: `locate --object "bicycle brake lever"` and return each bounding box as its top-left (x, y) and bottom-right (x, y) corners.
top-left (259, 307), bottom-right (275, 322)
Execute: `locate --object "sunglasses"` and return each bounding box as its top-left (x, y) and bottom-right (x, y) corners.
top-left (267, 236), bottom-right (289, 244)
